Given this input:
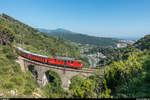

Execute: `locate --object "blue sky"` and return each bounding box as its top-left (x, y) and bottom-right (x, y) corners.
top-left (0, 0), bottom-right (150, 40)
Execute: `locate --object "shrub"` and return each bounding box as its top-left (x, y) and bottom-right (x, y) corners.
top-left (2, 82), bottom-right (14, 89)
top-left (9, 77), bottom-right (22, 86)
top-left (73, 79), bottom-right (95, 98)
top-left (12, 64), bottom-right (21, 73)
top-left (99, 79), bottom-right (113, 98)
top-left (23, 88), bottom-right (32, 95)
top-left (69, 75), bottom-right (83, 90)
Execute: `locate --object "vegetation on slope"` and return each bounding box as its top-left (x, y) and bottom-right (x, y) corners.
top-left (38, 28), bottom-right (124, 47)
top-left (1, 13), bottom-right (150, 98)
top-left (0, 13), bottom-right (90, 97)
top-left (85, 34), bottom-right (150, 68)
top-left (134, 34), bottom-right (150, 50)
top-left (80, 50), bottom-right (150, 98)
top-left (0, 45), bottom-right (40, 97)
top-left (77, 34), bottom-right (150, 98)
top-left (85, 45), bottom-right (140, 67)
top-left (42, 71), bottom-right (64, 98)
top-left (0, 13), bottom-right (90, 66)
top-left (103, 50), bottom-right (150, 98)
top-left (0, 13), bottom-right (81, 59)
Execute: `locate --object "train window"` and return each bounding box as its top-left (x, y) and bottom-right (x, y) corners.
top-left (40, 57), bottom-right (42, 61)
top-left (32, 55), bottom-right (34, 59)
top-left (79, 62), bottom-right (81, 65)
top-left (42, 57), bottom-right (45, 62)
top-left (35, 56), bottom-right (38, 60)
top-left (64, 60), bottom-right (67, 64)
top-left (71, 60), bottom-right (73, 64)
top-left (43, 57), bottom-right (45, 62)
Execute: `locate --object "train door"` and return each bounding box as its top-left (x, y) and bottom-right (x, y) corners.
top-left (44, 57), bottom-right (48, 63)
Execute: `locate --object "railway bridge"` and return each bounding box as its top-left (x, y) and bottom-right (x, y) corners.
top-left (16, 56), bottom-right (97, 90)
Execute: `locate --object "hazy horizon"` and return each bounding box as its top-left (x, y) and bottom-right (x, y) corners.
top-left (36, 27), bottom-right (142, 40)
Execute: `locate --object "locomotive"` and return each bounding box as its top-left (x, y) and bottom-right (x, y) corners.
top-left (16, 47), bottom-right (83, 69)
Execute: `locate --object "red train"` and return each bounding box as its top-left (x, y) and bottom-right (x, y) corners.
top-left (17, 47), bottom-right (83, 69)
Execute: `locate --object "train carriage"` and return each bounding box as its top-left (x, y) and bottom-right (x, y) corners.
top-left (16, 47), bottom-right (83, 69)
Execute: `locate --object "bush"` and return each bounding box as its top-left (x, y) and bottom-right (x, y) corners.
top-left (99, 79), bottom-right (113, 98)
top-left (101, 51), bottom-right (150, 98)
top-left (2, 46), bottom-right (10, 53)
top-left (69, 75), bottom-right (83, 90)
top-left (73, 79), bottom-right (95, 98)
top-left (48, 71), bottom-right (62, 89)
top-left (6, 52), bottom-right (16, 60)
top-left (104, 51), bottom-right (145, 91)
top-left (43, 83), bottom-right (53, 97)
top-left (23, 88), bottom-right (33, 95)
top-left (2, 82), bottom-right (14, 89)
top-left (42, 71), bottom-right (64, 97)
top-left (9, 77), bottom-right (22, 86)
top-left (12, 64), bottom-right (21, 73)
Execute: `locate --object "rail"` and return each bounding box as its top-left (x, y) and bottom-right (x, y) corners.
top-left (19, 56), bottom-right (97, 73)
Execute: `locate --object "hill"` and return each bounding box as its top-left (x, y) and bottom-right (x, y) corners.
top-left (134, 34), bottom-right (150, 50)
top-left (37, 28), bottom-right (132, 48)
top-left (0, 14), bottom-right (42, 97)
top-left (0, 14), bottom-right (83, 59)
top-left (84, 34), bottom-right (150, 98)
top-left (84, 34), bottom-right (150, 67)
top-left (37, 28), bottom-right (74, 34)
top-left (0, 13), bottom-right (89, 97)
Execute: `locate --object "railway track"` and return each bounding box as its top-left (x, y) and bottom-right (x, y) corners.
top-left (19, 56), bottom-right (97, 73)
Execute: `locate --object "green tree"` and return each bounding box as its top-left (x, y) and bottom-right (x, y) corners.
top-left (73, 79), bottom-right (95, 98)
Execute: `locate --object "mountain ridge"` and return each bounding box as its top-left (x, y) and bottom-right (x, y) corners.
top-left (37, 28), bottom-right (74, 34)
top-left (37, 28), bottom-right (135, 48)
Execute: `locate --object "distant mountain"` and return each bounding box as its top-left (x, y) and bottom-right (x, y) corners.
top-left (37, 28), bottom-right (52, 33)
top-left (37, 28), bottom-right (134, 48)
top-left (37, 28), bottom-right (74, 34)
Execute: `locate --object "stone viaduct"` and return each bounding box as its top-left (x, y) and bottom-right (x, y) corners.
top-left (16, 56), bottom-right (96, 90)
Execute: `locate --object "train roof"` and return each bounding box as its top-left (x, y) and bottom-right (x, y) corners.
top-left (17, 47), bottom-right (48, 58)
top-left (17, 47), bottom-right (79, 61)
top-left (54, 57), bottom-right (75, 61)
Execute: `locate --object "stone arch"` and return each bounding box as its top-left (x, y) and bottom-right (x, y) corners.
top-left (44, 70), bottom-right (62, 86)
top-left (28, 65), bottom-right (38, 79)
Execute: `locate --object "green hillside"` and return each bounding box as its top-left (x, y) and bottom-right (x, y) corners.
top-left (84, 34), bottom-right (150, 98)
top-left (1, 13), bottom-right (150, 98)
top-left (0, 46), bottom-right (40, 97)
top-left (85, 45), bottom-right (140, 67)
top-left (0, 14), bottom-right (81, 59)
top-left (84, 34), bottom-right (150, 67)
top-left (134, 34), bottom-right (150, 50)
top-left (37, 28), bottom-right (124, 47)
top-left (0, 13), bottom-right (88, 97)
